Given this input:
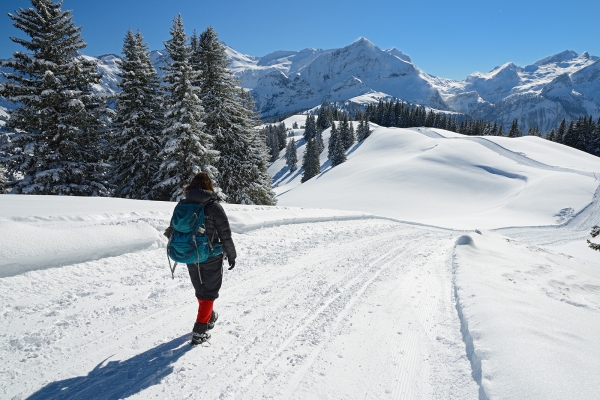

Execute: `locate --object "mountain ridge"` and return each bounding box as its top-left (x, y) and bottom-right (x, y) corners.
top-left (1, 38), bottom-right (599, 131)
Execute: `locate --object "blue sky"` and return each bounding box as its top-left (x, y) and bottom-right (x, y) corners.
top-left (1, 0), bottom-right (599, 80)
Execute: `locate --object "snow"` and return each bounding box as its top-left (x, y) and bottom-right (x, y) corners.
top-left (453, 230), bottom-right (600, 399)
top-left (2, 123), bottom-right (600, 399)
top-left (272, 125), bottom-right (599, 229)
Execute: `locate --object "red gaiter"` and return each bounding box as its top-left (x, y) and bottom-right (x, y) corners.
top-left (196, 299), bottom-right (214, 323)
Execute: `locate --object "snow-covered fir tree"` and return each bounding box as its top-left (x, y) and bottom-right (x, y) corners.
top-left (111, 29), bottom-right (164, 199)
top-left (356, 119), bottom-right (372, 142)
top-left (316, 106), bottom-right (332, 131)
top-left (0, 162), bottom-right (8, 194)
top-left (303, 114), bottom-right (317, 141)
top-left (301, 138), bottom-right (320, 183)
top-left (0, 0), bottom-right (111, 195)
top-left (235, 89), bottom-right (277, 205)
top-left (316, 128), bottom-right (325, 153)
top-left (328, 122), bottom-right (346, 167)
top-left (285, 138), bottom-right (298, 172)
top-left (152, 15), bottom-right (218, 201)
top-left (507, 119), bottom-right (522, 138)
top-left (340, 115), bottom-right (354, 150)
top-left (194, 26), bottom-right (275, 205)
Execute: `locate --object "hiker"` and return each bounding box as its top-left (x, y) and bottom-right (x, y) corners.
top-left (166, 172), bottom-right (236, 345)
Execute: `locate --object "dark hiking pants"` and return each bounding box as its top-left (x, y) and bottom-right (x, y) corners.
top-left (187, 254), bottom-right (224, 300)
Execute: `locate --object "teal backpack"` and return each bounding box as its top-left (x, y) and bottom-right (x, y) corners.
top-left (166, 203), bottom-right (223, 278)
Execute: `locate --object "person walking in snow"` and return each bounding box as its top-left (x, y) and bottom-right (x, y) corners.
top-left (168, 173), bottom-right (237, 345)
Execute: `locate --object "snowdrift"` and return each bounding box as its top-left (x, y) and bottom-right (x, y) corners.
top-left (271, 123), bottom-right (600, 229)
top-left (453, 230), bottom-right (600, 399)
top-left (0, 195), bottom-right (373, 277)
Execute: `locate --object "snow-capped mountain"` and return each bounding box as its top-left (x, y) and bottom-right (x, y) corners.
top-left (2, 39), bottom-right (600, 131)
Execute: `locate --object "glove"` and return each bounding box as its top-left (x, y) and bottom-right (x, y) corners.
top-left (228, 259), bottom-right (235, 270)
top-left (163, 226), bottom-right (173, 238)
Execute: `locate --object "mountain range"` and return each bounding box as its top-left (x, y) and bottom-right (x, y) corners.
top-left (2, 38), bottom-right (600, 132)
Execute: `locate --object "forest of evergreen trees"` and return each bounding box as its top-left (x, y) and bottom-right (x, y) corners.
top-left (0, 0), bottom-right (275, 205)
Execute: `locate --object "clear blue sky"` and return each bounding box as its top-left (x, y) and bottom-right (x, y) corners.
top-left (1, 0), bottom-right (599, 80)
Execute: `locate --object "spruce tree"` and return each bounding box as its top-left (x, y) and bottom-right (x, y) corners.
top-left (194, 26), bottom-right (275, 205)
top-left (152, 15), bottom-right (218, 201)
top-left (563, 120), bottom-right (577, 148)
top-left (0, 162), bottom-right (8, 194)
top-left (507, 119), bottom-right (522, 138)
top-left (285, 138), bottom-right (298, 172)
top-left (111, 29), bottom-right (164, 199)
top-left (316, 128), bottom-right (325, 153)
top-left (340, 115), bottom-right (355, 150)
top-left (0, 0), bottom-right (110, 195)
top-left (328, 122), bottom-right (347, 167)
top-left (301, 138), bottom-right (320, 182)
top-left (556, 119), bottom-right (567, 142)
top-left (316, 106), bottom-right (332, 131)
top-left (303, 114), bottom-right (317, 141)
top-left (356, 119), bottom-right (372, 142)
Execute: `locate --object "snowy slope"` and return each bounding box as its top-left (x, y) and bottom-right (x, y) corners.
top-left (1, 188), bottom-right (599, 399)
top-left (2, 123), bottom-right (600, 398)
top-left (271, 123), bottom-right (600, 229)
top-left (454, 230), bottom-right (600, 399)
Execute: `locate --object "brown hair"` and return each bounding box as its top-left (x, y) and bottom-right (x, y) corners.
top-left (184, 172), bottom-right (215, 194)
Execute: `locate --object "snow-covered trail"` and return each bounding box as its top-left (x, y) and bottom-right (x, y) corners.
top-left (1, 219), bottom-right (478, 399)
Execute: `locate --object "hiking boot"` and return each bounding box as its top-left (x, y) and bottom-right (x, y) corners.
top-left (208, 311), bottom-right (218, 330)
top-left (191, 331), bottom-right (211, 345)
top-left (191, 322), bottom-right (210, 345)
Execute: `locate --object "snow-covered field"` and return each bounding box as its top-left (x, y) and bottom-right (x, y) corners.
top-left (2, 122), bottom-right (600, 399)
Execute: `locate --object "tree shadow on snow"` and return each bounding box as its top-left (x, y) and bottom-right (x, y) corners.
top-left (26, 334), bottom-right (193, 400)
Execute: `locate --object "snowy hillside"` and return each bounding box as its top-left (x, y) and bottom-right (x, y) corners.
top-left (3, 39), bottom-right (599, 130)
top-left (270, 118), bottom-right (600, 230)
top-left (3, 113), bottom-right (600, 398)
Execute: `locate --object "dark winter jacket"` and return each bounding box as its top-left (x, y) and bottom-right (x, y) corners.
top-left (172, 188), bottom-right (236, 261)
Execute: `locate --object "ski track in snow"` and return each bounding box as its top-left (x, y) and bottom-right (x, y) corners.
top-left (1, 219), bottom-right (479, 399)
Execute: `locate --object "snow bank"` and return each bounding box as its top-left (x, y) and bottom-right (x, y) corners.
top-left (453, 230), bottom-right (600, 399)
top-left (0, 195), bottom-right (375, 277)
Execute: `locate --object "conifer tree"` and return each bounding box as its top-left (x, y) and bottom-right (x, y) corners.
top-left (316, 106), bottom-right (332, 131)
top-left (301, 138), bottom-right (320, 182)
top-left (285, 138), bottom-right (298, 172)
top-left (556, 119), bottom-right (567, 142)
top-left (356, 119), bottom-right (372, 141)
top-left (340, 115), bottom-right (355, 150)
top-left (194, 26), bottom-right (275, 205)
top-left (303, 114), bottom-right (317, 141)
top-left (0, 0), bottom-right (110, 195)
top-left (507, 119), bottom-right (522, 138)
top-left (563, 120), bottom-right (577, 148)
top-left (316, 128), bottom-right (325, 153)
top-left (111, 29), bottom-right (164, 199)
top-left (152, 15), bottom-right (218, 201)
top-left (0, 162), bottom-right (8, 194)
top-left (545, 128), bottom-right (556, 141)
top-left (328, 122), bottom-right (347, 167)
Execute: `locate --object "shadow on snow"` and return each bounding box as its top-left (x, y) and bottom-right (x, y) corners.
top-left (26, 334), bottom-right (193, 400)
